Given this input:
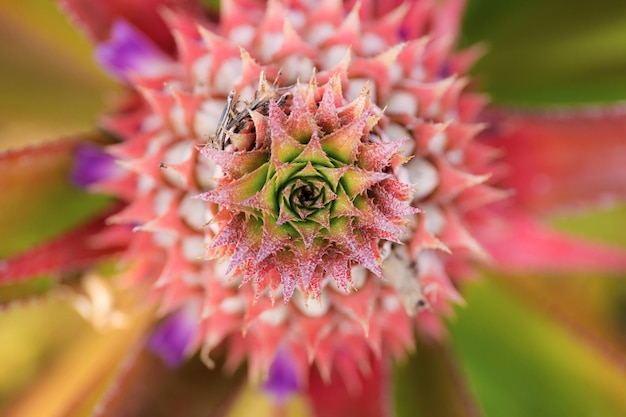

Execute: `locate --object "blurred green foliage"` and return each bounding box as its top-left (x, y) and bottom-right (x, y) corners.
top-left (450, 276), bottom-right (626, 417)
top-left (0, 0), bottom-right (114, 151)
top-left (462, 0), bottom-right (626, 105)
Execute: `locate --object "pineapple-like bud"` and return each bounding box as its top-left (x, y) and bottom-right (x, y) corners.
top-left (78, 0), bottom-right (496, 387)
top-left (198, 74), bottom-right (417, 300)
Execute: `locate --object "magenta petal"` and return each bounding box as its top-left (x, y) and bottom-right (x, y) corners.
top-left (148, 307), bottom-right (197, 368)
top-left (471, 208), bottom-right (626, 273)
top-left (482, 105), bottom-right (626, 213)
top-left (262, 349), bottom-right (301, 403)
top-left (71, 143), bottom-right (120, 188)
top-left (95, 20), bottom-right (169, 81)
top-left (57, 0), bottom-right (202, 53)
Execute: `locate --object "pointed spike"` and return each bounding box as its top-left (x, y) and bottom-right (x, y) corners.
top-left (434, 157), bottom-right (491, 201)
top-left (322, 0), bottom-right (361, 50)
top-left (341, 167), bottom-right (392, 197)
top-left (357, 138), bottom-right (408, 171)
top-left (197, 163), bottom-right (269, 205)
top-left (293, 132), bottom-right (334, 166)
top-left (236, 48), bottom-right (265, 89)
top-left (200, 147), bottom-right (269, 179)
top-left (319, 116), bottom-right (367, 164)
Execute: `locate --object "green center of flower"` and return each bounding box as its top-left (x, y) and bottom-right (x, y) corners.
top-left (199, 74), bottom-right (415, 299)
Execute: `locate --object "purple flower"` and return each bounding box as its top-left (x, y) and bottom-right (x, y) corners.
top-left (148, 307), bottom-right (197, 368)
top-left (262, 349), bottom-right (300, 404)
top-left (71, 143), bottom-right (120, 188)
top-left (95, 20), bottom-right (170, 81)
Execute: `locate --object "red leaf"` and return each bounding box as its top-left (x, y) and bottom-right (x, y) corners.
top-left (57, 0), bottom-right (203, 54)
top-left (0, 137), bottom-right (77, 170)
top-left (482, 105), bottom-right (626, 213)
top-left (306, 353), bottom-right (393, 417)
top-left (0, 205), bottom-right (129, 285)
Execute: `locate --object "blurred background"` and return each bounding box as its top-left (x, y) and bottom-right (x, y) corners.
top-left (1, 0), bottom-right (626, 416)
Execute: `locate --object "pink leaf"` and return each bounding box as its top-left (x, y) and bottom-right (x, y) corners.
top-left (482, 105), bottom-right (626, 213)
top-left (470, 207), bottom-right (626, 273)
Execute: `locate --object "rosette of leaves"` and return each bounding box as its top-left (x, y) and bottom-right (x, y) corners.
top-left (199, 74), bottom-right (416, 300)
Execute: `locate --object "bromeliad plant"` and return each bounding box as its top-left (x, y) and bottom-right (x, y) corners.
top-left (75, 0), bottom-right (497, 390)
top-left (2, 0), bottom-right (626, 416)
top-left (56, 0), bottom-right (496, 389)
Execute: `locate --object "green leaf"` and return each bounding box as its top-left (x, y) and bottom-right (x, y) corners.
top-left (0, 276), bottom-right (55, 308)
top-left (0, 137), bottom-right (113, 258)
top-left (0, 1), bottom-right (113, 150)
top-left (0, 305), bottom-right (154, 417)
top-left (394, 338), bottom-right (481, 417)
top-left (449, 277), bottom-right (626, 417)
